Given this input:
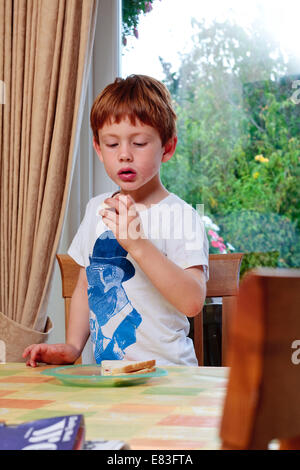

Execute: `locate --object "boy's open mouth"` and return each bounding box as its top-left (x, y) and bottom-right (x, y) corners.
top-left (118, 168), bottom-right (137, 181)
top-left (118, 167), bottom-right (136, 174)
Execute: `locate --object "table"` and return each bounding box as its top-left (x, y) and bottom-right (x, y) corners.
top-left (0, 363), bottom-right (228, 450)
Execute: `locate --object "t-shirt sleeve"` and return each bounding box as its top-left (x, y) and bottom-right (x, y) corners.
top-left (166, 207), bottom-right (209, 281)
top-left (67, 200), bottom-right (92, 267)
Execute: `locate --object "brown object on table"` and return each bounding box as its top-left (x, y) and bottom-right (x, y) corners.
top-left (193, 253), bottom-right (243, 366)
top-left (220, 268), bottom-right (300, 450)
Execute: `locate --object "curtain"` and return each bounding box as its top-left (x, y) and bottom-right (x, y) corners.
top-left (0, 0), bottom-right (98, 361)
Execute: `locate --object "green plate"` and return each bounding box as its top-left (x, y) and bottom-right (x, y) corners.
top-left (41, 364), bottom-right (168, 387)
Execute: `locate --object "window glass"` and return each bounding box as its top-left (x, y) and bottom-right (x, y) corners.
top-left (122, 0), bottom-right (300, 275)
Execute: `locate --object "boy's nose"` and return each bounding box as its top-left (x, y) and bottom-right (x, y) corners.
top-left (118, 148), bottom-right (133, 162)
top-left (119, 140), bottom-right (133, 162)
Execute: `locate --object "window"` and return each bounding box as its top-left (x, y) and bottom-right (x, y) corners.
top-left (122, 0), bottom-right (300, 275)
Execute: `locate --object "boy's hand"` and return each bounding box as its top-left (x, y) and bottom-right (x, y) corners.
top-left (100, 194), bottom-right (145, 253)
top-left (22, 343), bottom-right (80, 367)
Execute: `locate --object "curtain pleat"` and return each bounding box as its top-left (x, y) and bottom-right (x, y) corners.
top-left (10, 0), bottom-right (26, 320)
top-left (0, 0), bottom-right (98, 360)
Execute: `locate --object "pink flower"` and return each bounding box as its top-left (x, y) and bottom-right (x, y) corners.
top-left (134, 27), bottom-right (139, 39)
top-left (145, 2), bottom-right (153, 12)
top-left (208, 229), bottom-right (218, 239)
top-left (211, 240), bottom-right (227, 253)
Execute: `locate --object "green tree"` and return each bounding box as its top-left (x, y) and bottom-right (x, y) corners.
top-left (160, 19), bottom-right (300, 268)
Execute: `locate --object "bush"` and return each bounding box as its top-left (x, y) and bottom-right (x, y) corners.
top-left (239, 251), bottom-right (280, 279)
top-left (215, 210), bottom-right (300, 269)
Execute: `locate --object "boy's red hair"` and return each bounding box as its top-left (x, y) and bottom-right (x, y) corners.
top-left (90, 75), bottom-right (177, 146)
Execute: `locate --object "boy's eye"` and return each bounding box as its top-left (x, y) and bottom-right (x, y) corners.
top-left (107, 143), bottom-right (118, 148)
top-left (134, 142), bottom-right (147, 147)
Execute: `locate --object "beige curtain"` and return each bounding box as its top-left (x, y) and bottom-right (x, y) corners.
top-left (0, 0), bottom-right (98, 361)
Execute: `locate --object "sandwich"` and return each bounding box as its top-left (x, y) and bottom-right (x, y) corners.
top-left (101, 359), bottom-right (156, 376)
top-left (98, 201), bottom-right (114, 214)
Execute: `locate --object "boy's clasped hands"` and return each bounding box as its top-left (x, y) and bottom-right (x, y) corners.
top-left (100, 193), bottom-right (145, 254)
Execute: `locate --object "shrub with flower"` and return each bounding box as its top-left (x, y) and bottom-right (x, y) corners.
top-left (254, 154), bottom-right (269, 163)
top-left (122, 0), bottom-right (157, 46)
top-left (202, 216), bottom-right (235, 254)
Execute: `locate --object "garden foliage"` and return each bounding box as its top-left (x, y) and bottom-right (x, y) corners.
top-left (159, 19), bottom-right (300, 270)
top-left (122, 0), bottom-right (155, 44)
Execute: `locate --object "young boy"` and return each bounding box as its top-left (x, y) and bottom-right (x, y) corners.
top-left (23, 75), bottom-right (208, 367)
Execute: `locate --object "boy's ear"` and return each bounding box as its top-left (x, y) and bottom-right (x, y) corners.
top-left (93, 137), bottom-right (103, 163)
top-left (162, 136), bottom-right (177, 163)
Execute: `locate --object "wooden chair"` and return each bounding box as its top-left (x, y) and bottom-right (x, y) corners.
top-left (220, 268), bottom-right (300, 450)
top-left (193, 253), bottom-right (243, 366)
top-left (56, 254), bottom-right (81, 335)
top-left (56, 254), bottom-right (81, 364)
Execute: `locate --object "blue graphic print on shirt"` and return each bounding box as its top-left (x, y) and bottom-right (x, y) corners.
top-left (86, 230), bottom-right (142, 363)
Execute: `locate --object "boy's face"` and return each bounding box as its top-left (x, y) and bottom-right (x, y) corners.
top-left (93, 117), bottom-right (177, 195)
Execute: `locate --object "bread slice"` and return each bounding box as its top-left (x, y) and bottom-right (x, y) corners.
top-left (98, 191), bottom-right (120, 214)
top-left (128, 366), bottom-right (156, 375)
top-left (98, 201), bottom-right (115, 214)
top-left (101, 360), bottom-right (156, 376)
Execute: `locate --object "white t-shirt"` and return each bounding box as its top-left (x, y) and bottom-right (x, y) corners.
top-left (68, 191), bottom-right (209, 366)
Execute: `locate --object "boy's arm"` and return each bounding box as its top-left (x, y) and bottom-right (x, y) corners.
top-left (66, 266), bottom-right (91, 352)
top-left (130, 239), bottom-right (206, 317)
top-left (23, 267), bottom-right (90, 367)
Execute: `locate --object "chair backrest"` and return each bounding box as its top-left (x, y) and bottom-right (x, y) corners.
top-left (57, 253), bottom-right (243, 367)
top-left (56, 254), bottom-right (81, 337)
top-left (220, 268), bottom-right (300, 450)
top-left (193, 253), bottom-right (243, 366)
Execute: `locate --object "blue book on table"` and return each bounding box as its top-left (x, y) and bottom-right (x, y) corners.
top-left (0, 414), bottom-right (85, 450)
